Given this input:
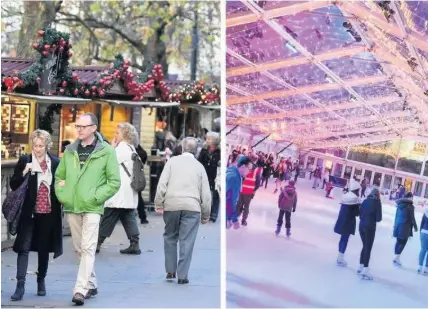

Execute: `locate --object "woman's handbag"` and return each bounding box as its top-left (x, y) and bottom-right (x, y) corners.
top-left (2, 175), bottom-right (29, 235)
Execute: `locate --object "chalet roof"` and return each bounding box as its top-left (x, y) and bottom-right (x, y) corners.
top-left (1, 57), bottom-right (190, 98)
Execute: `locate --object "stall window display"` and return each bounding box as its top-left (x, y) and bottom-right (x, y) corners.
top-left (1, 96), bottom-right (34, 160)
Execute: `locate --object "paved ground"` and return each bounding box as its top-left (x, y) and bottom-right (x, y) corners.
top-left (1, 212), bottom-right (220, 308)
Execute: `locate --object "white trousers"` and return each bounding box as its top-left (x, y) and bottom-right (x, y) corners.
top-left (67, 213), bottom-right (101, 296)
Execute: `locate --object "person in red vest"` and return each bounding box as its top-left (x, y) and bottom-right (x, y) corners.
top-left (236, 156), bottom-right (262, 226)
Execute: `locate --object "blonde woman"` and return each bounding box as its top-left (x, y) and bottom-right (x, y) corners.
top-left (9, 130), bottom-right (63, 300)
top-left (97, 123), bottom-right (141, 255)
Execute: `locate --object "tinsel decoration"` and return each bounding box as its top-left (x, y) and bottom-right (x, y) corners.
top-left (168, 81), bottom-right (220, 105)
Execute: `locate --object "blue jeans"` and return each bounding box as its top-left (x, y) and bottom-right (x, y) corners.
top-left (339, 234), bottom-right (350, 254)
top-left (420, 233), bottom-right (428, 267)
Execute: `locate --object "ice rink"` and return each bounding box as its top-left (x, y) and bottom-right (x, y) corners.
top-left (227, 178), bottom-right (428, 308)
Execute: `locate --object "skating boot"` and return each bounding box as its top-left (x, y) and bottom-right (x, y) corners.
top-left (393, 255), bottom-right (402, 267)
top-left (286, 228), bottom-right (291, 238)
top-left (275, 226), bottom-right (281, 236)
top-left (360, 268), bottom-right (373, 280)
top-left (336, 253), bottom-right (347, 267)
top-left (357, 264), bottom-right (364, 275)
top-left (233, 221), bottom-right (240, 229)
top-left (241, 220), bottom-right (247, 226)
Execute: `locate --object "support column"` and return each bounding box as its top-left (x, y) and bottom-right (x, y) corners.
top-left (411, 180), bottom-right (416, 194)
top-left (369, 171), bottom-right (375, 185)
top-left (380, 173), bottom-right (385, 189)
top-left (422, 182), bottom-right (427, 198)
top-left (394, 138), bottom-right (402, 172)
top-left (421, 143), bottom-right (428, 176)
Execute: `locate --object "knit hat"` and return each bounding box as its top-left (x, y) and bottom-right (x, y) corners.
top-left (349, 179), bottom-right (361, 192)
top-left (288, 180), bottom-right (296, 186)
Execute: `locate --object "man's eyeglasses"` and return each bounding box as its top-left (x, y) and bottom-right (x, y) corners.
top-left (75, 124), bottom-right (95, 130)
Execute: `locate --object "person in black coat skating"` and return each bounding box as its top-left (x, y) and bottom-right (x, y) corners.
top-left (393, 192), bottom-right (418, 266)
top-left (358, 188), bottom-right (382, 280)
top-left (9, 130), bottom-right (63, 301)
top-left (334, 179), bottom-right (361, 266)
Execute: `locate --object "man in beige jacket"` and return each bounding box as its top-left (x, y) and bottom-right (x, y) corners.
top-left (155, 137), bottom-right (211, 284)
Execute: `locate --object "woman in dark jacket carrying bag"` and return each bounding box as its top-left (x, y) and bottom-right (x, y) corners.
top-left (393, 192), bottom-right (418, 267)
top-left (334, 179), bottom-right (361, 267)
top-left (358, 188), bottom-right (382, 280)
top-left (9, 130), bottom-right (63, 301)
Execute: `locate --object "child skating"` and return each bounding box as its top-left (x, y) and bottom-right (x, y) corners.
top-left (275, 180), bottom-right (297, 237)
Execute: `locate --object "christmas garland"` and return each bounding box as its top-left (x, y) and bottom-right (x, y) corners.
top-left (2, 27), bottom-right (220, 105)
top-left (168, 81), bottom-right (220, 105)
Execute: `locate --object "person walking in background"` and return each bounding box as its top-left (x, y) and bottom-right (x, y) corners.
top-left (360, 178), bottom-right (368, 198)
top-left (97, 123), bottom-right (142, 255)
top-left (198, 132), bottom-right (221, 223)
top-left (273, 157), bottom-right (286, 194)
top-left (322, 169), bottom-right (330, 189)
top-left (55, 113), bottom-right (120, 306)
top-left (312, 166), bottom-right (322, 189)
top-left (358, 188), bottom-right (382, 280)
top-left (325, 181), bottom-right (334, 198)
top-left (294, 163), bottom-right (301, 183)
top-left (136, 144), bottom-right (149, 224)
top-left (9, 130), bottom-right (63, 301)
top-left (236, 155), bottom-right (262, 226)
top-left (155, 137), bottom-right (211, 284)
top-left (261, 154), bottom-right (273, 189)
top-left (334, 179), bottom-right (361, 266)
top-left (418, 206), bottom-right (428, 275)
top-left (393, 192), bottom-right (418, 267)
top-left (275, 180), bottom-right (297, 237)
top-left (226, 156), bottom-right (253, 229)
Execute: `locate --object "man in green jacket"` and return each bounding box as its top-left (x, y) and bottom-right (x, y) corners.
top-left (55, 113), bottom-right (120, 306)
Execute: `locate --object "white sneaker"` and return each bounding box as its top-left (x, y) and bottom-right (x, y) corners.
top-left (393, 257), bottom-right (402, 267)
top-left (417, 267), bottom-right (423, 274)
top-left (357, 264), bottom-right (364, 275)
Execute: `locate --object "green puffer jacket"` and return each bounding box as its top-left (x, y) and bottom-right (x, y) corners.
top-left (55, 133), bottom-right (120, 215)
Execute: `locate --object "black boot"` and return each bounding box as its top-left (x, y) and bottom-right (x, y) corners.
top-left (275, 225), bottom-right (281, 236)
top-left (11, 280), bottom-right (25, 301)
top-left (96, 236), bottom-right (106, 254)
top-left (37, 277), bottom-right (46, 296)
top-left (120, 240), bottom-right (141, 255)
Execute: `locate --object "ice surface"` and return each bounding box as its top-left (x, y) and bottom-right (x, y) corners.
top-left (227, 178), bottom-right (428, 308)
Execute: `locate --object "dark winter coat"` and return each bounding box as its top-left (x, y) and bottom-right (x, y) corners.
top-left (198, 147), bottom-right (220, 190)
top-left (278, 185), bottom-right (297, 212)
top-left (393, 198), bottom-right (418, 239)
top-left (10, 154), bottom-right (63, 258)
top-left (334, 192), bottom-right (360, 235)
top-left (421, 211), bottom-right (428, 233)
top-left (359, 192), bottom-right (382, 230)
top-left (262, 159), bottom-right (273, 177)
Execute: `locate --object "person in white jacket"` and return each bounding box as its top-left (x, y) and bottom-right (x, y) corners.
top-left (155, 137), bottom-right (211, 284)
top-left (96, 122), bottom-right (141, 255)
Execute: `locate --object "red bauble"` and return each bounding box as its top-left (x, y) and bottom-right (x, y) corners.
top-left (59, 47), bottom-right (65, 53)
top-left (82, 79), bottom-right (88, 85)
top-left (99, 79), bottom-right (104, 85)
top-left (74, 89), bottom-right (79, 95)
top-left (148, 74), bottom-right (153, 80)
top-left (84, 90), bottom-right (90, 96)
top-left (105, 81), bottom-right (111, 86)
top-left (129, 73), bottom-right (134, 79)
top-left (52, 44), bottom-right (57, 49)
top-left (38, 30), bottom-right (45, 36)
top-left (91, 86), bottom-right (97, 91)
top-left (99, 90), bottom-right (105, 97)
top-left (36, 77), bottom-right (41, 84)
top-left (42, 51), bottom-right (49, 56)
top-left (59, 88), bottom-right (65, 94)
top-left (59, 40), bottom-right (66, 47)
top-left (72, 73), bottom-right (79, 80)
top-left (62, 81), bottom-right (67, 87)
top-left (33, 43), bottom-right (39, 49)
top-left (44, 44), bottom-right (50, 50)
top-left (68, 51), bottom-right (73, 57)
top-left (92, 92), bottom-right (96, 96)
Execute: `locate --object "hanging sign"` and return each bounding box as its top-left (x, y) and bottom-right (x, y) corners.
top-left (39, 51), bottom-right (63, 94)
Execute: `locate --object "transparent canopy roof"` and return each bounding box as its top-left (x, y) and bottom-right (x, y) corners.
top-left (226, 1), bottom-right (428, 149)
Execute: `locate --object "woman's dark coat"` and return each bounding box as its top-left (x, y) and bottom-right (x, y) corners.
top-left (334, 192), bottom-right (361, 235)
top-left (10, 154), bottom-right (63, 258)
top-left (393, 198), bottom-right (418, 239)
top-left (359, 194), bottom-right (382, 230)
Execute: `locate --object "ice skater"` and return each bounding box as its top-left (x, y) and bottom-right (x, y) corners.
top-left (275, 180), bottom-right (297, 237)
top-left (393, 192), bottom-right (418, 267)
top-left (418, 207), bottom-right (428, 275)
top-left (273, 158), bottom-right (286, 194)
top-left (312, 166), bottom-right (322, 189)
top-left (358, 188), bottom-right (382, 280)
top-left (226, 156), bottom-right (253, 229)
top-left (325, 181), bottom-right (334, 198)
top-left (236, 157), bottom-right (262, 226)
top-left (334, 179), bottom-right (361, 266)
